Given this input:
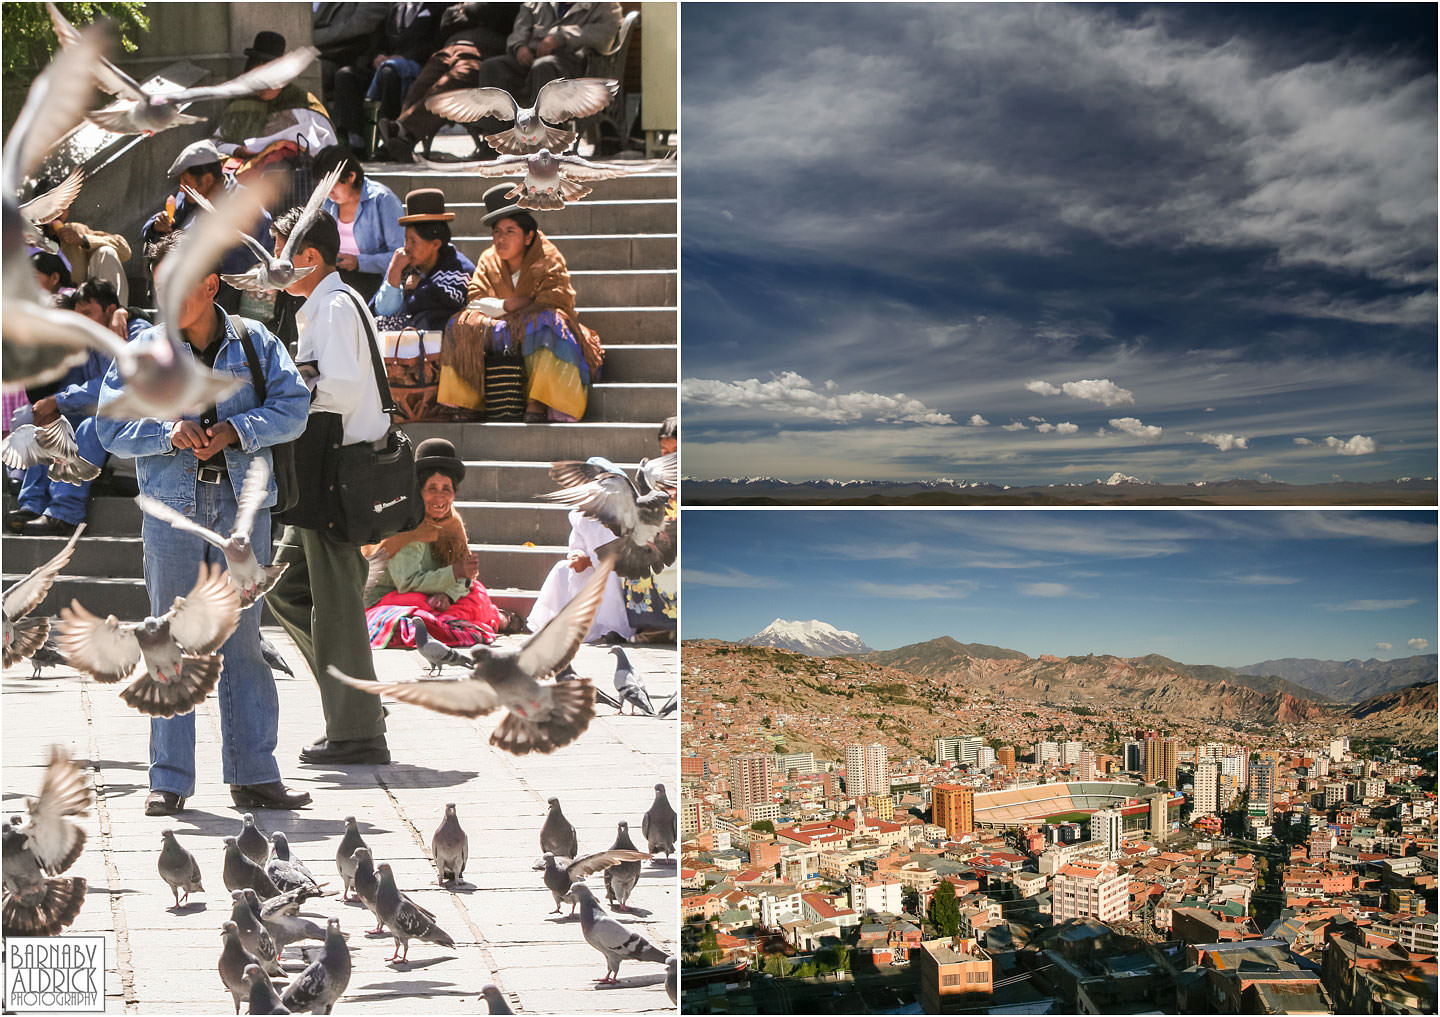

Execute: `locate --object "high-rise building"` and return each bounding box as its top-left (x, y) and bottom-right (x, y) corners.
top-left (976, 745), bottom-right (996, 769)
top-left (1194, 759), bottom-right (1220, 817)
top-left (934, 737), bottom-right (964, 764)
top-left (1314, 753), bottom-right (1330, 778)
top-left (1249, 759), bottom-right (1276, 820)
top-left (846, 744), bottom-right (867, 795)
top-left (680, 796), bottom-right (704, 837)
top-left (865, 743), bottom-right (889, 798)
top-left (729, 754), bottom-right (776, 811)
top-left (1149, 793), bottom-right (1170, 844)
top-left (1144, 736), bottom-right (1178, 788)
top-left (1036, 740), bottom-right (1059, 765)
top-left (1091, 807), bottom-right (1124, 859)
top-left (865, 794), bottom-right (895, 821)
top-left (1051, 860), bottom-right (1128, 922)
top-left (1077, 750), bottom-right (1096, 782)
top-left (996, 746), bottom-right (1016, 768)
top-left (776, 751), bottom-right (816, 775)
top-left (1329, 736), bottom-right (1349, 760)
top-left (932, 783), bottom-right (975, 839)
top-left (1122, 741), bottom-right (1143, 772)
top-left (959, 736), bottom-right (984, 765)
top-left (1060, 741), bottom-right (1082, 766)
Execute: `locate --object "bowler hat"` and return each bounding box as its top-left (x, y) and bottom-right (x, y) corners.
top-left (398, 188), bottom-right (456, 224)
top-left (244, 31), bottom-right (288, 63)
top-left (414, 438), bottom-right (464, 485)
top-left (480, 184), bottom-right (538, 229)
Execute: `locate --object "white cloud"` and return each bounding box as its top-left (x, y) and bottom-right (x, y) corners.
top-left (685, 568), bottom-right (785, 589)
top-left (1191, 431), bottom-right (1249, 451)
top-left (1326, 598), bottom-right (1418, 611)
top-left (851, 580), bottom-right (976, 600)
top-left (1035, 422), bottom-right (1055, 433)
top-left (1375, 641), bottom-right (1392, 651)
top-left (1054, 422), bottom-right (1079, 435)
top-left (968, 414), bottom-right (990, 427)
top-left (1234, 573), bottom-right (1300, 585)
top-left (1293, 437), bottom-right (1313, 446)
top-left (1325, 434), bottom-right (1377, 456)
top-left (1108, 416), bottom-right (1164, 440)
top-left (1408, 637), bottom-right (1429, 651)
top-left (1021, 581), bottom-right (1073, 597)
top-left (1028, 416), bottom-right (1047, 423)
top-left (1028, 378), bottom-right (1135, 406)
top-left (1002, 421), bottom-right (1028, 431)
top-left (683, 371), bottom-right (955, 425)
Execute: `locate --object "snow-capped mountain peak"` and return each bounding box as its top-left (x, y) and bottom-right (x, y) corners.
top-left (740, 618), bottom-right (873, 657)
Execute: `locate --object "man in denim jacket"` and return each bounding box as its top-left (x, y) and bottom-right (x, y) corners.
top-left (96, 232), bottom-right (312, 816)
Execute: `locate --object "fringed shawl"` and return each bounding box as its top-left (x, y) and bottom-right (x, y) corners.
top-left (466, 231), bottom-right (578, 331)
top-left (365, 506), bottom-right (469, 568)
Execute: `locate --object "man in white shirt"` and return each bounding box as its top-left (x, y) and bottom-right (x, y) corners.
top-left (265, 205), bottom-right (394, 765)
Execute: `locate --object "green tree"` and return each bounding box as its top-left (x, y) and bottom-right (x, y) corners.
top-left (4, 3), bottom-right (150, 75)
top-left (763, 952), bottom-right (789, 977)
top-left (699, 924), bottom-right (722, 966)
top-left (902, 885), bottom-right (920, 915)
top-left (928, 880), bottom-right (961, 937)
top-left (750, 819), bottom-right (775, 834)
top-left (831, 943), bottom-right (851, 973)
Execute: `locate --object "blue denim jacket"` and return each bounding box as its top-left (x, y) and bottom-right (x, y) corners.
top-left (53, 315), bottom-right (152, 417)
top-left (324, 178), bottom-right (406, 276)
top-left (95, 310), bottom-right (309, 513)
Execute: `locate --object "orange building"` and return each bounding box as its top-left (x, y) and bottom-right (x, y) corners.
top-left (932, 783), bottom-right (975, 838)
top-left (915, 936), bottom-right (993, 1014)
top-left (997, 746), bottom-right (1016, 768)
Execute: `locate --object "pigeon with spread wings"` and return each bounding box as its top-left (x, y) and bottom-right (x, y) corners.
top-left (328, 560), bottom-right (613, 754)
top-left (423, 77), bottom-right (618, 155)
top-left (542, 453), bottom-right (676, 581)
top-left (2, 417), bottom-right (102, 486)
top-left (19, 167), bottom-right (85, 248)
top-left (3, 523), bottom-right (85, 668)
top-left (56, 562), bottom-right (241, 717)
top-left (2, 746), bottom-right (90, 936)
top-left (421, 148), bottom-right (661, 210)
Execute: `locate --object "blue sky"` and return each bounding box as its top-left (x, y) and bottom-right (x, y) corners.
top-left (680, 4), bottom-right (1437, 485)
top-left (682, 510), bottom-right (1437, 667)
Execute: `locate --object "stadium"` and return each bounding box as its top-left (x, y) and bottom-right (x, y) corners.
top-left (973, 781), bottom-right (1183, 835)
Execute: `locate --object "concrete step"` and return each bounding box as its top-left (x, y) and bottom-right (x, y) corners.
top-left (368, 169), bottom-right (675, 202)
top-left (441, 264), bottom-right (676, 308)
top-left (3, 533), bottom-right (143, 579)
top-left (468, 543), bottom-right (570, 592)
top-left (578, 307), bottom-right (675, 344)
top-left (6, 575), bottom-right (152, 620)
top-left (448, 198), bottom-right (674, 236)
top-left (599, 343), bottom-right (675, 384)
top-left (588, 382), bottom-right (675, 422)
top-left (399, 420), bottom-right (665, 463)
top-left (456, 501), bottom-right (575, 546)
top-left (452, 233), bottom-right (675, 272)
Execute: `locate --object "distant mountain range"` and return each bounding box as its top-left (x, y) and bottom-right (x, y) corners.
top-left (1234, 655), bottom-right (1437, 704)
top-left (740, 619), bottom-right (873, 657)
top-left (684, 475), bottom-right (1436, 506)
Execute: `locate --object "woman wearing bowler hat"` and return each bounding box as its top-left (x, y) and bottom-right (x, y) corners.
top-left (370, 188), bottom-right (475, 332)
top-left (437, 184), bottom-right (602, 422)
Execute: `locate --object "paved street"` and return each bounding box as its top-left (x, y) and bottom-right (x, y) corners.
top-left (3, 626), bottom-right (678, 1014)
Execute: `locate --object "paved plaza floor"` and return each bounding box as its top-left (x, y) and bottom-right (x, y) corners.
top-left (2, 626), bottom-right (678, 1014)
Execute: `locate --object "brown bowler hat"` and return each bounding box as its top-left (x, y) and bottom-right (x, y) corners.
top-left (397, 188), bottom-right (456, 224)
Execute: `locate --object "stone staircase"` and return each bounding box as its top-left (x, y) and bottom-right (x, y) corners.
top-left (3, 164), bottom-right (676, 622)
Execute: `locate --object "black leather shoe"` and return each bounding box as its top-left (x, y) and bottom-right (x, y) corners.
top-left (21, 516), bottom-right (78, 537)
top-left (144, 790), bottom-right (186, 816)
top-left (298, 736), bottom-right (390, 765)
top-left (5, 508), bottom-right (40, 532)
top-left (230, 782), bottom-right (312, 810)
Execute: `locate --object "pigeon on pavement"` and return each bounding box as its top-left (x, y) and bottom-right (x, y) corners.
top-left (666, 955), bottom-right (678, 1003)
top-left (537, 849), bottom-right (650, 915)
top-left (56, 562), bottom-right (241, 717)
top-left (543, 454), bottom-right (676, 580)
top-left (243, 963), bottom-right (293, 1015)
top-left (423, 77), bottom-right (618, 155)
top-left (335, 817), bottom-right (366, 901)
top-left (158, 829), bottom-right (203, 907)
top-left (657, 691), bottom-right (677, 717)
top-left (540, 796), bottom-right (578, 858)
top-left (3, 418), bottom-right (101, 485)
top-left (603, 821), bottom-right (642, 911)
top-left (612, 647), bottom-right (654, 715)
top-left (564, 882), bottom-right (669, 984)
top-left (134, 460), bottom-right (288, 606)
top-left (329, 560), bottom-right (614, 754)
top-left (642, 784), bottom-right (677, 859)
top-left (260, 636), bottom-right (294, 676)
top-left (1, 746), bottom-right (90, 936)
top-left (423, 148), bottom-right (660, 210)
top-left (350, 847), bottom-right (384, 934)
top-left (280, 916), bottom-right (350, 1014)
top-left (223, 835), bottom-right (284, 899)
top-left (27, 635), bottom-right (67, 679)
top-left (267, 833), bottom-right (323, 895)
top-left (240, 888), bottom-right (325, 955)
top-left (237, 812), bottom-right (269, 866)
top-left (219, 921), bottom-right (266, 1015)
top-left (229, 891), bottom-right (283, 975)
top-left (479, 984), bottom-right (515, 1014)
top-left (431, 804), bottom-right (468, 886)
top-left (413, 617), bottom-right (470, 673)
top-left (3, 523), bottom-right (84, 667)
top-left (376, 861), bottom-right (455, 963)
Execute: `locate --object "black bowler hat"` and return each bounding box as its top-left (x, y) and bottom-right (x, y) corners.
top-left (414, 438), bottom-right (465, 485)
top-left (480, 183), bottom-right (538, 230)
top-left (244, 31), bottom-right (287, 70)
top-left (398, 188), bottom-right (457, 224)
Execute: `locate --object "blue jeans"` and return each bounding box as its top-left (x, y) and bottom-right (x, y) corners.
top-left (17, 413), bottom-right (108, 525)
top-left (142, 479), bottom-right (280, 796)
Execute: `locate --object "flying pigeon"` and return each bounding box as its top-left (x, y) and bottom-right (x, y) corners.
top-left (2, 418), bottom-right (102, 485)
top-left (413, 617), bottom-right (470, 674)
top-left (328, 560), bottom-right (614, 755)
top-left (642, 784), bottom-right (677, 859)
top-left (56, 562), bottom-right (241, 717)
top-left (219, 922), bottom-right (267, 1015)
top-left (536, 848), bottom-right (649, 915)
top-left (237, 812), bottom-right (269, 866)
top-left (375, 862), bottom-right (455, 963)
top-left (158, 829), bottom-right (203, 907)
top-left (3, 523), bottom-right (84, 668)
top-left (184, 164), bottom-right (345, 295)
top-left (540, 796), bottom-right (578, 858)
top-left (428, 148), bottom-right (661, 210)
top-left (335, 816), bottom-right (366, 901)
top-left (431, 804), bottom-right (468, 886)
top-left (350, 847), bottom-right (384, 934)
top-left (18, 167), bottom-right (85, 247)
top-left (223, 835), bottom-right (284, 899)
top-left (228, 891), bottom-right (283, 976)
top-left (243, 963), bottom-right (292, 1015)
top-left (134, 459), bottom-right (288, 606)
top-left (564, 882), bottom-right (669, 984)
top-left (603, 820), bottom-right (642, 911)
top-left (480, 984), bottom-right (515, 1014)
top-left (542, 454), bottom-right (676, 580)
top-left (280, 916), bottom-right (350, 1014)
top-left (1, 746), bottom-right (90, 936)
top-left (239, 888), bottom-right (326, 956)
top-left (423, 77), bottom-right (619, 155)
top-left (47, 3), bottom-right (317, 137)
top-left (611, 647), bottom-right (654, 716)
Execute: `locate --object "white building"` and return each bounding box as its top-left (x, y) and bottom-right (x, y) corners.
top-left (976, 745), bottom-right (997, 769)
top-left (864, 743), bottom-right (889, 798)
top-left (846, 744), bottom-right (867, 795)
top-left (1036, 740), bottom-right (1059, 765)
top-left (1060, 741), bottom-right (1083, 766)
top-left (1051, 860), bottom-right (1128, 922)
top-left (848, 878), bottom-right (903, 915)
top-left (1193, 759), bottom-right (1220, 817)
top-left (934, 737), bottom-right (964, 764)
top-left (1091, 808), bottom-right (1125, 859)
top-left (776, 752), bottom-right (816, 775)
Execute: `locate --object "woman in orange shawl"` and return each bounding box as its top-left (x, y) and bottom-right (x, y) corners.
top-left (437, 185), bottom-right (602, 422)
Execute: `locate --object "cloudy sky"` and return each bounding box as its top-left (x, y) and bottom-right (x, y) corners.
top-left (682, 509), bottom-right (1437, 667)
top-left (681, 4), bottom-right (1437, 485)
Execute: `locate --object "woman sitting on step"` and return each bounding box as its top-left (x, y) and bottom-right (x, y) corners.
top-left (315, 145), bottom-right (405, 301)
top-left (371, 188), bottom-right (475, 332)
top-left (363, 438), bottom-right (523, 648)
top-left (437, 185), bottom-right (603, 423)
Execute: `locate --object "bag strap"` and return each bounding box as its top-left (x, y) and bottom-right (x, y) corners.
top-left (338, 288), bottom-right (398, 416)
top-left (230, 313), bottom-right (267, 402)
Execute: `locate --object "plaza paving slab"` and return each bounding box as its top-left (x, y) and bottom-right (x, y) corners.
top-left (3, 626), bottom-right (678, 1014)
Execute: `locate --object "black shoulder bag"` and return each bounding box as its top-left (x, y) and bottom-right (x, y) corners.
top-left (231, 314), bottom-right (300, 515)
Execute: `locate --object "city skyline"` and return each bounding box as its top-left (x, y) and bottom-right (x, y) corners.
top-left (683, 509), bottom-right (1437, 668)
top-left (681, 4), bottom-right (1437, 487)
